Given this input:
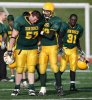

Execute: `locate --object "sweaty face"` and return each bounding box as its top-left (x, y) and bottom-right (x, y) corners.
top-left (43, 9), bottom-right (51, 18)
top-left (29, 15), bottom-right (39, 24)
top-left (69, 16), bottom-right (77, 27)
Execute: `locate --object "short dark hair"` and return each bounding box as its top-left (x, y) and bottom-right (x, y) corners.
top-left (7, 15), bottom-right (14, 21)
top-left (22, 11), bottom-right (30, 16)
top-left (31, 10), bottom-right (42, 20)
top-left (69, 14), bottom-right (78, 19)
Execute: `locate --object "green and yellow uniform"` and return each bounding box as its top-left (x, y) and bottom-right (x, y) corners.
top-left (5, 25), bottom-right (13, 39)
top-left (5, 25), bottom-right (14, 48)
top-left (5, 24), bottom-right (17, 69)
top-left (59, 22), bottom-right (83, 72)
top-left (39, 16), bottom-right (62, 74)
top-left (14, 16), bottom-right (42, 73)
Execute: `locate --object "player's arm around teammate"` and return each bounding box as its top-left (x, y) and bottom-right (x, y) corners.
top-left (7, 10), bottom-right (42, 96)
top-left (38, 3), bottom-right (64, 96)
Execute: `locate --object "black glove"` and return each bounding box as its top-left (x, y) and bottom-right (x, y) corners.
top-left (58, 48), bottom-right (64, 55)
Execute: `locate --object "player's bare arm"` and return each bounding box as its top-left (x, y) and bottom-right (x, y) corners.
top-left (8, 29), bottom-right (18, 51)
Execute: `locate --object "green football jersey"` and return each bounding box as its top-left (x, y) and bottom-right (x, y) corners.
top-left (60, 22), bottom-right (83, 48)
top-left (41, 16), bottom-right (62, 46)
top-left (5, 25), bottom-right (13, 40)
top-left (14, 16), bottom-right (43, 50)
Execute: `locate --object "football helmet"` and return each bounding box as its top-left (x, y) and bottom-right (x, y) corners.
top-left (77, 55), bottom-right (89, 70)
top-left (43, 3), bottom-right (55, 18)
top-left (4, 51), bottom-right (15, 64)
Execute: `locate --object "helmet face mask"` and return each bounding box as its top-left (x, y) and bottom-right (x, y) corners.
top-left (43, 9), bottom-right (52, 19)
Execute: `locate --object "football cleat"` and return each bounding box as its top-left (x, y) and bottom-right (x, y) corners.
top-left (4, 51), bottom-right (15, 64)
top-left (70, 84), bottom-right (78, 91)
top-left (9, 75), bottom-right (15, 82)
top-left (28, 89), bottom-right (36, 96)
top-left (38, 87), bottom-right (46, 96)
top-left (56, 86), bottom-right (64, 96)
top-left (11, 89), bottom-right (20, 96)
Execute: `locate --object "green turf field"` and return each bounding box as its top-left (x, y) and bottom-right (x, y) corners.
top-left (0, 65), bottom-right (92, 99)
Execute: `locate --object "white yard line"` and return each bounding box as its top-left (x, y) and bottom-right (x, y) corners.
top-left (11, 98), bottom-right (92, 100)
top-left (63, 98), bottom-right (92, 100)
top-left (1, 87), bottom-right (92, 91)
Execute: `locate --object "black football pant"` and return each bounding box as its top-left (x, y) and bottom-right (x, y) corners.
top-left (0, 47), bottom-right (7, 79)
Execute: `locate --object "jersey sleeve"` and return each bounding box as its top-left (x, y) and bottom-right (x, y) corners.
top-left (3, 25), bottom-right (8, 33)
top-left (59, 22), bottom-right (68, 39)
top-left (2, 25), bottom-right (8, 37)
top-left (78, 25), bottom-right (83, 38)
top-left (13, 16), bottom-right (22, 31)
top-left (50, 18), bottom-right (62, 31)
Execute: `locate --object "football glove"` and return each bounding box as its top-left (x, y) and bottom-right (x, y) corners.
top-left (40, 31), bottom-right (44, 35)
top-left (78, 50), bottom-right (85, 56)
top-left (3, 51), bottom-right (15, 64)
top-left (1, 41), bottom-right (6, 50)
top-left (58, 48), bottom-right (64, 55)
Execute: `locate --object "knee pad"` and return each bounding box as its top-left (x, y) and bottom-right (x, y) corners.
top-left (70, 66), bottom-right (76, 72)
top-left (28, 65), bottom-right (35, 73)
top-left (39, 64), bottom-right (47, 74)
top-left (16, 67), bottom-right (24, 74)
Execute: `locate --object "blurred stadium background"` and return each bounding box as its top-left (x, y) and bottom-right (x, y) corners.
top-left (0, 0), bottom-right (92, 99)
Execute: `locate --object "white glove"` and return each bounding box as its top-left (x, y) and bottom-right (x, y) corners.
top-left (1, 41), bottom-right (6, 50)
top-left (3, 51), bottom-right (15, 64)
top-left (40, 31), bottom-right (44, 35)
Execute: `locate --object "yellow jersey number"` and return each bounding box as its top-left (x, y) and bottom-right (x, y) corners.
top-left (67, 34), bottom-right (77, 44)
top-left (43, 28), bottom-right (49, 34)
top-left (25, 31), bottom-right (38, 39)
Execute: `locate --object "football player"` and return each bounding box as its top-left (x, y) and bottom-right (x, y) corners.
top-left (38, 3), bottom-right (63, 96)
top-left (0, 11), bottom-right (8, 81)
top-left (22, 11), bottom-right (40, 82)
top-left (7, 10), bottom-right (42, 96)
top-left (5, 15), bottom-right (15, 82)
top-left (58, 14), bottom-right (83, 91)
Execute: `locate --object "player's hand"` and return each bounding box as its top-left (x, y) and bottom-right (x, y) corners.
top-left (7, 50), bottom-right (13, 56)
top-left (58, 48), bottom-right (64, 55)
top-left (1, 41), bottom-right (6, 50)
top-left (78, 50), bottom-right (85, 56)
top-left (40, 31), bottom-right (44, 35)
top-left (81, 50), bottom-right (85, 55)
